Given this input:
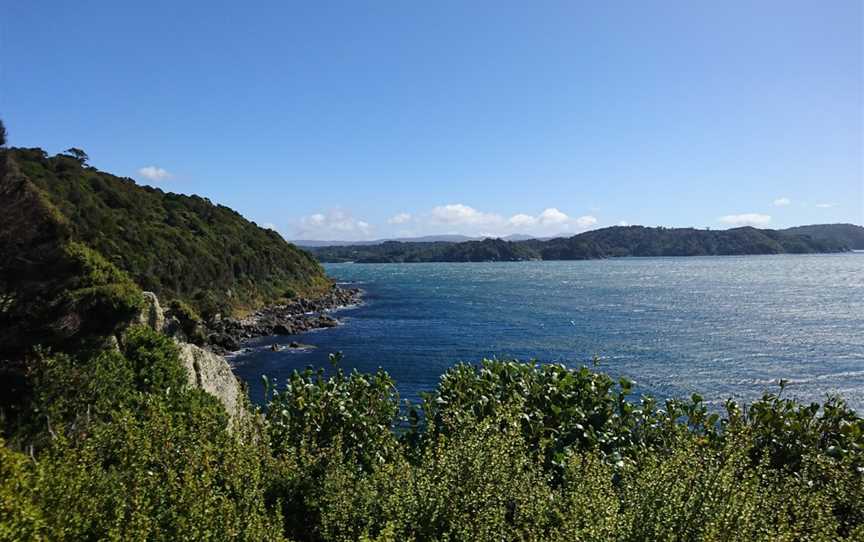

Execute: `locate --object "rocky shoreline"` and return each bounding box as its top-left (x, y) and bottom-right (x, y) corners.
top-left (205, 285), bottom-right (362, 353)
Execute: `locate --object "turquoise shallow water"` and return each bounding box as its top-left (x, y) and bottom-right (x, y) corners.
top-left (231, 254), bottom-right (864, 411)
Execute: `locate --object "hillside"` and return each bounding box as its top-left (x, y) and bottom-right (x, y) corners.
top-left (0, 148), bottom-right (331, 359)
top-left (5, 148), bottom-right (329, 315)
top-left (783, 224), bottom-right (864, 250)
top-left (311, 225), bottom-right (851, 263)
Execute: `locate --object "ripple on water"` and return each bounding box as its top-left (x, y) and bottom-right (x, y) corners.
top-left (231, 254), bottom-right (864, 411)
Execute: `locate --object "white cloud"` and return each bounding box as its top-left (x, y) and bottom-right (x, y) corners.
top-left (815, 203), bottom-right (835, 209)
top-left (773, 197), bottom-right (791, 207)
top-left (430, 204), bottom-right (504, 227)
top-left (263, 223), bottom-right (277, 231)
top-left (508, 213), bottom-right (537, 227)
top-left (424, 204), bottom-right (599, 236)
top-left (295, 209), bottom-right (373, 240)
top-left (387, 212), bottom-right (412, 224)
top-left (505, 208), bottom-right (594, 232)
top-left (137, 166), bottom-right (172, 182)
top-left (537, 207), bottom-right (569, 225)
top-left (718, 213), bottom-right (772, 227)
top-left (617, 221), bottom-right (630, 227)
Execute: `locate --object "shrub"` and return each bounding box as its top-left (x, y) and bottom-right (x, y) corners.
top-left (4, 349), bottom-right (864, 540)
top-left (265, 354), bottom-right (400, 470)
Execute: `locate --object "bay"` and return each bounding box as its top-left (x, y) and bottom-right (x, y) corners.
top-left (231, 253), bottom-right (864, 411)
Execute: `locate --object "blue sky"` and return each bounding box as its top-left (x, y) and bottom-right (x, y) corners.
top-left (2, 1), bottom-right (861, 240)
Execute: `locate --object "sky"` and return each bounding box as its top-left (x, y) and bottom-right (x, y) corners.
top-left (2, 1), bottom-right (862, 241)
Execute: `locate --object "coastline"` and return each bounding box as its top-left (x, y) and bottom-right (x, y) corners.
top-left (205, 285), bottom-right (363, 354)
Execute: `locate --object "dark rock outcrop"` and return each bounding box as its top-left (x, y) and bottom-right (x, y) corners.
top-left (205, 286), bottom-right (361, 353)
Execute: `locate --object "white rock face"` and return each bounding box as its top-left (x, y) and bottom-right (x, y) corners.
top-left (176, 342), bottom-right (245, 421)
top-left (135, 292), bottom-right (166, 332)
top-left (136, 292), bottom-right (247, 425)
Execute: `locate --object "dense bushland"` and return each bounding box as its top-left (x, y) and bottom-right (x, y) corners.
top-left (4, 148), bottom-right (330, 319)
top-left (3, 343), bottom-right (862, 541)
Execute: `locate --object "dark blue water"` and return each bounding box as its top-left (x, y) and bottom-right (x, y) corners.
top-left (231, 254), bottom-right (864, 411)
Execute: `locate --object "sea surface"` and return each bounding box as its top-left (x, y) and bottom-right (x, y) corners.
top-left (231, 254), bottom-right (864, 411)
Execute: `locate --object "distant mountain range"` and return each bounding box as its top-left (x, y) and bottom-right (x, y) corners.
top-left (306, 224), bottom-right (863, 263)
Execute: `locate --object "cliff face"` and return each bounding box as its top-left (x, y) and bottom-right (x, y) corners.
top-left (135, 292), bottom-right (247, 424)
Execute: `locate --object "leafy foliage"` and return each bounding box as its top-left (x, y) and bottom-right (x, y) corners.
top-left (312, 225), bottom-right (855, 262)
top-left (2, 327), bottom-right (283, 541)
top-left (266, 353), bottom-right (401, 469)
top-left (3, 340), bottom-right (863, 540)
top-left (0, 236), bottom-right (145, 359)
top-left (6, 147), bottom-right (330, 318)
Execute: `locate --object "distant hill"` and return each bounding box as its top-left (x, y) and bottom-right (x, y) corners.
top-left (1, 147), bottom-right (329, 355)
top-left (292, 233), bottom-right (543, 247)
top-left (310, 225), bottom-right (852, 263)
top-left (782, 224), bottom-right (864, 250)
top-left (292, 234), bottom-right (479, 247)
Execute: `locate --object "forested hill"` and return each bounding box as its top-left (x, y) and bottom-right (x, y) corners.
top-left (1, 148), bottom-right (329, 327)
top-left (782, 224), bottom-right (864, 250)
top-left (311, 225), bottom-right (855, 263)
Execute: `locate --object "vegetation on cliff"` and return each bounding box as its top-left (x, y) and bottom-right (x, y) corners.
top-left (311, 224), bottom-right (855, 263)
top-left (0, 143), bottom-right (331, 425)
top-left (4, 147), bottom-right (330, 319)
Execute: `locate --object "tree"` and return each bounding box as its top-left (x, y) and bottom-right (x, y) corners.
top-left (0, 119), bottom-right (6, 147)
top-left (63, 147), bottom-right (89, 164)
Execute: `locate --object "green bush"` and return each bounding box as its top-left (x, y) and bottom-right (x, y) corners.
top-left (167, 299), bottom-right (207, 344)
top-left (417, 360), bottom-right (690, 471)
top-left (3, 349), bottom-right (863, 541)
top-left (265, 354), bottom-right (400, 470)
top-left (3, 327), bottom-right (283, 541)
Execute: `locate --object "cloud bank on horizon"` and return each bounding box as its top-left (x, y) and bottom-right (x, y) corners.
top-left (285, 193), bottom-right (853, 241)
top-left (285, 199), bottom-right (854, 242)
top-left (290, 203), bottom-right (604, 241)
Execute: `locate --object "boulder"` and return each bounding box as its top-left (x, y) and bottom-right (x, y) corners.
top-left (135, 292), bottom-right (166, 332)
top-left (177, 342), bottom-right (245, 423)
top-left (315, 315), bottom-right (338, 328)
top-left (272, 323), bottom-right (294, 335)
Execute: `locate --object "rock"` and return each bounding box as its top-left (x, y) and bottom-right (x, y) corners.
top-left (210, 333), bottom-right (241, 352)
top-left (177, 342), bottom-right (246, 425)
top-left (131, 291), bottom-right (248, 427)
top-left (135, 292), bottom-right (166, 332)
top-left (272, 323), bottom-right (293, 335)
top-left (201, 285), bottom-right (361, 350)
top-left (315, 315), bottom-right (338, 328)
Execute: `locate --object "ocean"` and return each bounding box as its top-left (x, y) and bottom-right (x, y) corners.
top-left (231, 253), bottom-right (864, 411)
